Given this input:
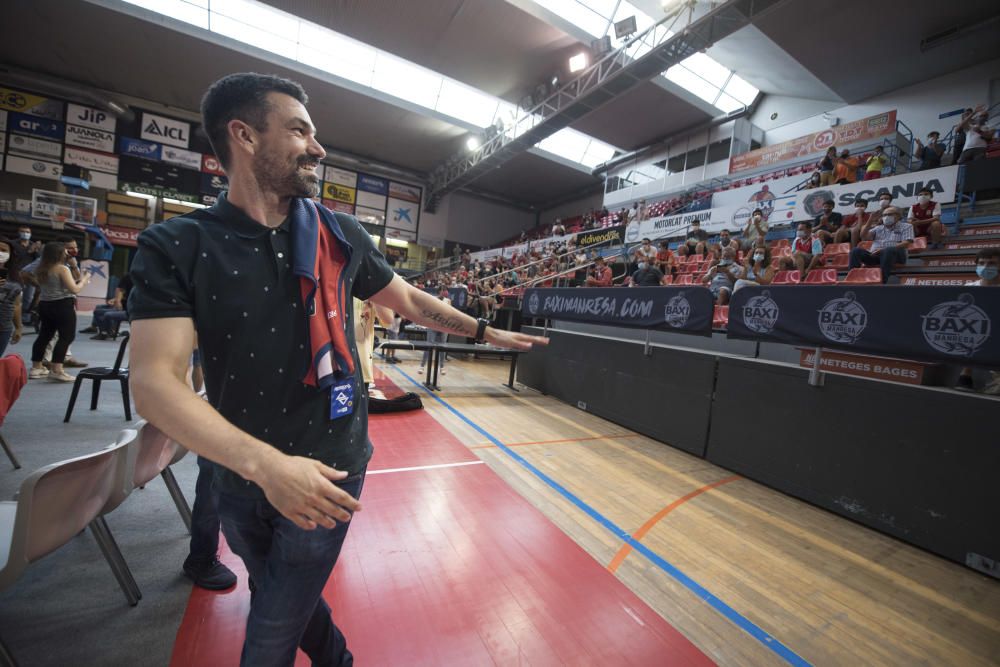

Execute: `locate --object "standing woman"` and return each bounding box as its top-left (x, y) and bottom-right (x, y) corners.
top-left (29, 242), bottom-right (90, 381)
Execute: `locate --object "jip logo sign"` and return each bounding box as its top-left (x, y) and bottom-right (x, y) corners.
top-left (817, 292), bottom-right (868, 344)
top-left (921, 293), bottom-right (991, 357)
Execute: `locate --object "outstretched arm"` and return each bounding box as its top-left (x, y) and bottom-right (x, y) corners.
top-left (371, 274), bottom-right (548, 351)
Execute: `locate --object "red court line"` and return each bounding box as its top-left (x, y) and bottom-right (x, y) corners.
top-left (171, 373), bottom-right (712, 666)
top-left (607, 475), bottom-right (742, 574)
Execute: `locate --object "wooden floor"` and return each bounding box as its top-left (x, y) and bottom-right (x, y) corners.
top-left (380, 350), bottom-right (1000, 667)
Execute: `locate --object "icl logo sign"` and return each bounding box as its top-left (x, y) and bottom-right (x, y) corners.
top-left (140, 112), bottom-right (190, 148)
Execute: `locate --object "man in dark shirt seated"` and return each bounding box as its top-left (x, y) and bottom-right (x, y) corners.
top-left (629, 260), bottom-right (665, 286)
top-left (88, 274), bottom-right (133, 339)
top-left (813, 199), bottom-right (843, 245)
top-left (680, 219), bottom-right (709, 257)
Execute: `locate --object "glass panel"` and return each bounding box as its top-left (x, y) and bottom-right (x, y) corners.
top-left (713, 92), bottom-right (743, 113)
top-left (123, 0), bottom-right (209, 28)
top-left (436, 80), bottom-right (499, 128)
top-left (532, 0), bottom-right (608, 36)
top-left (723, 74), bottom-right (760, 105)
top-left (212, 0), bottom-right (298, 36)
top-left (681, 52), bottom-right (730, 88)
top-left (664, 65), bottom-right (719, 104)
top-left (578, 0), bottom-right (619, 19)
top-left (537, 128), bottom-right (590, 163)
top-left (211, 14), bottom-right (297, 57)
top-left (371, 53), bottom-right (442, 109)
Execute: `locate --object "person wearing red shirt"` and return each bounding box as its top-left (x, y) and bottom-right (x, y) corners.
top-left (584, 256), bottom-right (612, 287)
top-left (838, 198), bottom-right (872, 246)
top-left (655, 241), bottom-right (677, 276)
top-left (780, 222), bottom-right (824, 274)
top-left (906, 187), bottom-right (944, 248)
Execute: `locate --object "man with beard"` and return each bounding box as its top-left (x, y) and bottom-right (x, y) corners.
top-left (126, 73), bottom-right (546, 666)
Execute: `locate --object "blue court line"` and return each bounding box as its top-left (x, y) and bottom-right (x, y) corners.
top-left (389, 366), bottom-right (812, 667)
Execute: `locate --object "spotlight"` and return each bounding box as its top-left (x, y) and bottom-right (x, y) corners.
top-left (466, 136), bottom-right (481, 151)
top-left (550, 74), bottom-right (560, 88)
top-left (568, 52), bottom-right (588, 72)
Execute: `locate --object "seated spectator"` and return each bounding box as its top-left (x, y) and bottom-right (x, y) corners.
top-left (914, 131), bottom-right (944, 170)
top-left (683, 219), bottom-right (709, 256)
top-left (0, 241), bottom-right (23, 356)
top-left (716, 229), bottom-right (740, 255)
top-left (701, 247), bottom-right (743, 305)
top-left (89, 274), bottom-right (132, 339)
top-left (629, 260), bottom-right (665, 287)
top-left (849, 206), bottom-right (912, 283)
top-left (957, 109), bottom-right (994, 164)
top-left (655, 241), bottom-right (677, 275)
top-left (734, 241), bottom-right (776, 291)
top-left (907, 187), bottom-right (944, 248)
top-left (801, 171), bottom-right (822, 190)
top-left (781, 222), bottom-right (824, 274)
top-left (838, 198), bottom-right (872, 246)
top-left (818, 147), bottom-right (837, 186)
top-left (552, 219), bottom-right (566, 236)
top-left (864, 146), bottom-right (887, 180)
top-left (812, 199), bottom-right (843, 244)
top-left (741, 208), bottom-right (769, 251)
top-left (833, 149), bottom-right (859, 185)
top-left (956, 248), bottom-right (1000, 394)
top-left (634, 238), bottom-right (657, 267)
top-left (584, 256), bottom-right (612, 287)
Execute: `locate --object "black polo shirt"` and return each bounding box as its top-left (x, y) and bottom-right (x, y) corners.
top-left (128, 193), bottom-right (395, 498)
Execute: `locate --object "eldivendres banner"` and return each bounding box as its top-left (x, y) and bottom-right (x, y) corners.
top-left (574, 225), bottom-right (625, 248)
top-left (729, 110), bottom-right (897, 174)
top-left (625, 165), bottom-right (960, 241)
top-left (728, 285), bottom-right (999, 366)
top-left (521, 287), bottom-right (714, 336)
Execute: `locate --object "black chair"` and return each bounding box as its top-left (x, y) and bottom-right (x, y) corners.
top-left (64, 333), bottom-right (131, 423)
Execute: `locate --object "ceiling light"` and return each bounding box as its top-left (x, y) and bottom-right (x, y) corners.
top-left (568, 52), bottom-right (588, 73)
top-left (125, 191), bottom-right (156, 200)
top-left (163, 197), bottom-right (208, 208)
top-left (386, 238), bottom-right (409, 247)
top-left (466, 136), bottom-right (481, 151)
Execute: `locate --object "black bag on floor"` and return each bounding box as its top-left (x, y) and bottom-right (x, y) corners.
top-left (368, 392), bottom-right (423, 413)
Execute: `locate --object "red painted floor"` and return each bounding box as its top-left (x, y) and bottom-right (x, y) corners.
top-left (170, 373), bottom-right (711, 666)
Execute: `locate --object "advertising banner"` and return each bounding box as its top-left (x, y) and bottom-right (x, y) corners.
top-left (793, 165), bottom-right (959, 218)
top-left (323, 200), bottom-right (355, 215)
top-left (119, 136), bottom-right (161, 161)
top-left (354, 205), bottom-right (383, 225)
top-left (0, 131), bottom-right (5, 153)
top-left (357, 173), bottom-right (388, 195)
top-left (324, 166), bottom-right (357, 188)
top-left (66, 103), bottom-right (117, 132)
top-left (4, 154), bottom-right (62, 180)
top-left (322, 182), bottom-right (356, 204)
top-left (728, 285), bottom-right (1000, 366)
top-left (383, 226), bottom-right (417, 242)
top-left (521, 286), bottom-right (714, 336)
top-left (729, 110), bottom-right (897, 174)
top-left (389, 180), bottom-right (421, 203)
top-left (87, 170), bottom-right (119, 190)
top-left (201, 154), bottom-right (225, 175)
top-left (119, 155), bottom-right (199, 194)
top-left (140, 112), bottom-right (191, 148)
top-left (6, 134), bottom-right (62, 160)
top-left (65, 124), bottom-right (114, 152)
top-left (386, 196), bottom-right (418, 233)
top-left (119, 182), bottom-right (198, 202)
top-left (8, 112), bottom-right (64, 141)
top-left (64, 147), bottom-right (119, 174)
top-left (356, 190), bottom-right (387, 211)
top-left (161, 145), bottom-right (202, 170)
top-left (574, 224), bottom-right (626, 248)
top-left (201, 172), bottom-right (228, 195)
top-left (79, 260), bottom-right (110, 300)
top-left (0, 87), bottom-right (63, 120)
top-left (103, 225), bottom-right (142, 247)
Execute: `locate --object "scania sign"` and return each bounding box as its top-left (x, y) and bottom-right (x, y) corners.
top-left (140, 112), bottom-right (190, 148)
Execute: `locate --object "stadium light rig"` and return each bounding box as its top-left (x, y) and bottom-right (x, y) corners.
top-left (568, 52), bottom-right (588, 73)
top-left (465, 136), bottom-right (481, 151)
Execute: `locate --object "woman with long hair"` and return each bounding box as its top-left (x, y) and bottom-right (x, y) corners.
top-left (29, 242), bottom-right (90, 381)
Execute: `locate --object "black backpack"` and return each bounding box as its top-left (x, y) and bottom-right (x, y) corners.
top-left (368, 392), bottom-right (423, 413)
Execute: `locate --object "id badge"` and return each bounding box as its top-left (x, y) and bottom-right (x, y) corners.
top-left (330, 379), bottom-right (355, 419)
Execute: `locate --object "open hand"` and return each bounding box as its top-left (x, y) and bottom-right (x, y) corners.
top-left (256, 454), bottom-right (361, 530)
top-left (485, 328), bottom-right (549, 351)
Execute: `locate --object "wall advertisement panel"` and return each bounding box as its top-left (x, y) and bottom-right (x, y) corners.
top-left (66, 103), bottom-right (117, 132)
top-left (0, 87), bottom-right (64, 119)
top-left (322, 182), bottom-right (356, 204)
top-left (65, 123), bottom-right (115, 152)
top-left (6, 134), bottom-right (62, 160)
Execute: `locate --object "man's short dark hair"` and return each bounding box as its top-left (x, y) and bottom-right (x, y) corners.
top-left (976, 247), bottom-right (1000, 262)
top-left (721, 229), bottom-right (730, 234)
top-left (879, 192), bottom-right (892, 200)
top-left (642, 237), bottom-right (650, 243)
top-left (928, 131), bottom-right (940, 138)
top-left (752, 208), bottom-right (763, 215)
top-left (201, 73), bottom-right (309, 169)
top-left (854, 198), bottom-right (868, 206)
top-left (918, 188), bottom-right (932, 195)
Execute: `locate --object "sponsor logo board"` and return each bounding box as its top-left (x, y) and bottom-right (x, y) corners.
top-left (798, 349), bottom-right (925, 385)
top-left (104, 225), bottom-right (142, 247)
top-left (817, 292), bottom-right (868, 344)
top-left (66, 103), bottom-right (117, 132)
top-left (324, 165), bottom-right (357, 187)
top-left (119, 136), bottom-right (161, 161)
top-left (161, 145), bottom-right (202, 170)
top-left (0, 87), bottom-right (64, 119)
top-left (4, 154), bottom-right (62, 180)
top-left (6, 134), bottom-right (62, 160)
top-left (357, 173), bottom-right (388, 195)
top-left (140, 112), bottom-right (190, 148)
top-left (8, 112), bottom-right (64, 141)
top-left (921, 294), bottom-right (991, 356)
top-left (388, 180), bottom-right (421, 203)
top-left (64, 147), bottom-right (119, 174)
top-left (65, 123), bottom-right (115, 152)
top-left (201, 154), bottom-right (225, 175)
top-left (322, 182), bottom-right (356, 204)
top-left (201, 172), bottom-right (228, 195)
top-left (87, 170), bottom-right (119, 190)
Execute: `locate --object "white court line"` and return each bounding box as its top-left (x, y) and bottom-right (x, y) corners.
top-left (366, 460), bottom-right (485, 475)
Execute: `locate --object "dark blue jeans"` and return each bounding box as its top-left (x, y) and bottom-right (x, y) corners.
top-left (218, 470), bottom-right (365, 667)
top-left (92, 305), bottom-right (128, 334)
top-left (185, 457), bottom-right (221, 566)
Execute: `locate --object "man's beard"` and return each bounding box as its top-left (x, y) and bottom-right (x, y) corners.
top-left (254, 150), bottom-right (321, 198)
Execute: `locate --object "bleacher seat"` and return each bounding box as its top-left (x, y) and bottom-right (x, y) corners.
top-left (858, 241), bottom-right (873, 251)
top-left (661, 275), bottom-right (673, 285)
top-left (824, 254), bottom-right (850, 269)
top-left (822, 243), bottom-right (850, 256)
top-left (712, 305), bottom-right (729, 328)
top-left (674, 274), bottom-right (694, 285)
top-left (803, 269), bottom-right (838, 284)
top-left (772, 270), bottom-right (801, 285)
top-left (910, 237), bottom-right (927, 251)
top-left (844, 268), bottom-right (882, 284)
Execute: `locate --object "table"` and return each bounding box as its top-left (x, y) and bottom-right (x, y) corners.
top-left (379, 340), bottom-right (521, 391)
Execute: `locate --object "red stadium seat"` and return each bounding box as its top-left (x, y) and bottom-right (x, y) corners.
top-left (822, 243), bottom-right (850, 256)
top-left (803, 269), bottom-right (838, 284)
top-left (858, 241), bottom-right (873, 251)
top-left (772, 270), bottom-right (801, 285)
top-left (844, 268), bottom-right (882, 284)
top-left (674, 274), bottom-right (694, 285)
top-left (713, 305), bottom-right (729, 328)
top-left (910, 237), bottom-right (927, 251)
top-left (661, 274), bottom-right (674, 285)
top-left (823, 253), bottom-right (850, 268)
top-left (772, 239), bottom-right (791, 248)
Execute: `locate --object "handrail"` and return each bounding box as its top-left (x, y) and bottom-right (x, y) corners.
top-left (467, 233), bottom-right (627, 287)
top-left (492, 248), bottom-right (629, 296)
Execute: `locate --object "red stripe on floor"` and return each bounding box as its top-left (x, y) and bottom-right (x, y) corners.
top-left (170, 371), bottom-right (711, 666)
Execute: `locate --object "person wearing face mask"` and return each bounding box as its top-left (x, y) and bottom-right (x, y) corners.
top-left (734, 241), bottom-right (776, 292)
top-left (715, 229), bottom-right (740, 255)
top-left (914, 131), bottom-right (944, 170)
top-left (0, 241), bottom-right (24, 356)
top-left (864, 146), bottom-right (887, 180)
top-left (906, 188), bottom-right (944, 248)
top-left (818, 147), bottom-right (837, 186)
top-left (655, 241), bottom-right (677, 276)
top-left (633, 237), bottom-right (657, 268)
top-left (628, 258), bottom-right (666, 287)
top-left (956, 247), bottom-right (1000, 394)
top-left (801, 171), bottom-right (822, 190)
top-left (741, 208), bottom-right (769, 251)
top-left (8, 226), bottom-right (40, 326)
top-left (781, 222), bottom-right (824, 274)
top-left (837, 198), bottom-right (871, 246)
top-left (957, 107), bottom-right (994, 164)
top-left (701, 247), bottom-right (743, 305)
top-left (833, 149), bottom-right (860, 185)
top-left (849, 205), bottom-right (913, 283)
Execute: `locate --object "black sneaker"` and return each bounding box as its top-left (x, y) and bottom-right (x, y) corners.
top-left (955, 375), bottom-right (975, 392)
top-left (79, 326), bottom-right (98, 334)
top-left (183, 557), bottom-right (237, 590)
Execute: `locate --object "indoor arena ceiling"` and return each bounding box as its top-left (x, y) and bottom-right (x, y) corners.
top-left (2, 0), bottom-right (998, 209)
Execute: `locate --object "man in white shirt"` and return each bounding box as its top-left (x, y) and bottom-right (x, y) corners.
top-left (957, 110), bottom-right (994, 164)
top-left (848, 206), bottom-right (913, 283)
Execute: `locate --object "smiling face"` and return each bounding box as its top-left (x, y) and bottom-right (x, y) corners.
top-left (249, 92), bottom-right (326, 198)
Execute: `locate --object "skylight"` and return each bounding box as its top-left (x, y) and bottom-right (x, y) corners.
top-left (119, 0), bottom-right (619, 170)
